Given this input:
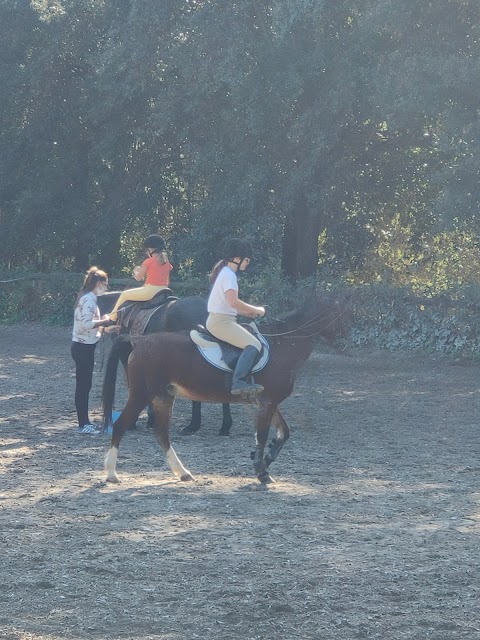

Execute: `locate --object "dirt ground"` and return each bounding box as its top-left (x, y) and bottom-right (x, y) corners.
top-left (1, 323), bottom-right (480, 640)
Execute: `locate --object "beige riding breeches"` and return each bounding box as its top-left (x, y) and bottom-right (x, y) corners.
top-left (110, 284), bottom-right (168, 317)
top-left (206, 313), bottom-right (261, 351)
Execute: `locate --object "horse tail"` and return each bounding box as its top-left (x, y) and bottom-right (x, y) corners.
top-left (102, 336), bottom-right (131, 427)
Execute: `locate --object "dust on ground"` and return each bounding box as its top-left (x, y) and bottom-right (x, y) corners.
top-left (1, 323), bottom-right (480, 640)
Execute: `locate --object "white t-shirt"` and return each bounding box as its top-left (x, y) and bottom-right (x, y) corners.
top-left (72, 291), bottom-right (102, 344)
top-left (208, 266), bottom-right (238, 315)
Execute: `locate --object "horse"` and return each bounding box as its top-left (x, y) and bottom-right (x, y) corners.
top-left (102, 294), bottom-right (349, 484)
top-left (97, 291), bottom-right (232, 435)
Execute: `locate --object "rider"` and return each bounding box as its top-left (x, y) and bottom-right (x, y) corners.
top-left (71, 266), bottom-right (110, 434)
top-left (206, 238), bottom-right (266, 396)
top-left (108, 234), bottom-right (173, 322)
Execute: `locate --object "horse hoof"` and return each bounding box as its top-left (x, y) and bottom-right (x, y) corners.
top-left (258, 472), bottom-right (275, 485)
top-left (180, 472), bottom-right (194, 482)
top-left (180, 424), bottom-right (200, 435)
top-left (218, 428), bottom-right (230, 436)
top-left (106, 475), bottom-right (120, 484)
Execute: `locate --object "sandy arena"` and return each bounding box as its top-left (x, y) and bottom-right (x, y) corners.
top-left (1, 323), bottom-right (480, 639)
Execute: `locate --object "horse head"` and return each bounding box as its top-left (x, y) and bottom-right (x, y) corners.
top-left (262, 294), bottom-right (351, 345)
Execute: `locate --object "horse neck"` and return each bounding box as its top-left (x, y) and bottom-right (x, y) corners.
top-left (268, 299), bottom-right (343, 344)
top-left (264, 301), bottom-right (343, 363)
top-left (269, 334), bottom-right (316, 367)
top-left (97, 291), bottom-right (121, 315)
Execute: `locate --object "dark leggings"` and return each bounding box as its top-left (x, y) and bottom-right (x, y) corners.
top-left (71, 341), bottom-right (97, 427)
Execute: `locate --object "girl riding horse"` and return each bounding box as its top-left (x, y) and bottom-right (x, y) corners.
top-left (207, 238), bottom-right (265, 396)
top-left (108, 235), bottom-right (173, 323)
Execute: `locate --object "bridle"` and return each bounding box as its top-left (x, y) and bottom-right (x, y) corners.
top-left (260, 307), bottom-right (348, 340)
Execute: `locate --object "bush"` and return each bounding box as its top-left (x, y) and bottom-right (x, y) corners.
top-left (350, 283), bottom-right (480, 356)
top-left (3, 268), bottom-right (480, 358)
top-left (0, 273), bottom-right (79, 324)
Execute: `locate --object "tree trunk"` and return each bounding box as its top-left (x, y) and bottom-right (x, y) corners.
top-left (281, 189), bottom-right (321, 279)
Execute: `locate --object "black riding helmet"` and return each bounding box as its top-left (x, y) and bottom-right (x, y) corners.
top-left (143, 234), bottom-right (166, 252)
top-left (222, 238), bottom-right (253, 262)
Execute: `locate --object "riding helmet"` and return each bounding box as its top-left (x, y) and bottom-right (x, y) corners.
top-left (144, 234), bottom-right (166, 252)
top-left (222, 238), bottom-right (253, 261)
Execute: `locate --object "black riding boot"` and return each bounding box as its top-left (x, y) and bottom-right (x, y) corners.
top-left (231, 346), bottom-right (264, 396)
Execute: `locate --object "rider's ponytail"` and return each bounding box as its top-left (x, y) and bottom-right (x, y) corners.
top-left (209, 260), bottom-right (227, 285)
top-left (153, 249), bottom-right (168, 265)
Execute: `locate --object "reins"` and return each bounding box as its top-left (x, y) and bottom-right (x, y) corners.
top-left (260, 307), bottom-right (347, 340)
top-left (96, 330), bottom-right (111, 372)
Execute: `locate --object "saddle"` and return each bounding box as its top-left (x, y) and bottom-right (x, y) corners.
top-left (190, 322), bottom-right (270, 373)
top-left (117, 289), bottom-right (177, 335)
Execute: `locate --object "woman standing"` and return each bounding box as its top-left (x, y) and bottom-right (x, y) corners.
top-left (207, 238), bottom-right (265, 396)
top-left (71, 267), bottom-right (110, 434)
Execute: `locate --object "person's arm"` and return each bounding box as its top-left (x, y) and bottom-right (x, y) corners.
top-left (92, 316), bottom-right (111, 328)
top-left (78, 297), bottom-right (100, 329)
top-left (132, 264), bottom-right (147, 281)
top-left (225, 289), bottom-right (265, 318)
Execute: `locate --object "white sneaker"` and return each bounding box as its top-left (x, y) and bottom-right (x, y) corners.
top-left (78, 423), bottom-right (101, 435)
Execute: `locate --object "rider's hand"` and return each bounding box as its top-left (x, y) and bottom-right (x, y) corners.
top-left (252, 306), bottom-right (265, 318)
top-left (133, 265), bottom-right (141, 277)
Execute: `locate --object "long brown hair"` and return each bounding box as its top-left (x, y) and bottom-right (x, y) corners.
top-left (74, 266), bottom-right (108, 308)
top-left (151, 249), bottom-right (169, 265)
top-left (209, 259), bottom-right (228, 285)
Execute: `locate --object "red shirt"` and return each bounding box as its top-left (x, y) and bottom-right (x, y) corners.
top-left (143, 256), bottom-right (173, 286)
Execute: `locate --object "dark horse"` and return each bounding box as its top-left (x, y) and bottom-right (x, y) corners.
top-left (97, 291), bottom-right (232, 435)
top-left (103, 295), bottom-right (348, 484)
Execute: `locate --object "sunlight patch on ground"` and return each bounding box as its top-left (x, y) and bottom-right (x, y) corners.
top-left (110, 513), bottom-right (225, 542)
top-left (452, 389), bottom-right (480, 398)
top-left (0, 437), bottom-right (25, 448)
top-left (17, 355), bottom-right (49, 365)
top-left (0, 393), bottom-right (37, 401)
top-left (96, 472), bottom-right (323, 496)
top-left (0, 444), bottom-right (33, 457)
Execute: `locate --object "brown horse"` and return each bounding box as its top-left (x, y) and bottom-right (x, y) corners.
top-left (103, 295), bottom-right (348, 484)
top-left (98, 291), bottom-right (233, 435)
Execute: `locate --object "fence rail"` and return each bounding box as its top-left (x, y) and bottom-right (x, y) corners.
top-left (0, 273), bottom-right (134, 286)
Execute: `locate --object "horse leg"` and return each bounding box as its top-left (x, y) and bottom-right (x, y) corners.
top-left (105, 395), bottom-right (147, 483)
top-left (181, 402), bottom-right (233, 436)
top-left (150, 396), bottom-right (194, 481)
top-left (218, 403), bottom-right (233, 436)
top-left (180, 401), bottom-right (202, 435)
top-left (251, 403), bottom-right (276, 484)
top-left (263, 407), bottom-right (290, 470)
top-left (120, 350), bottom-right (138, 432)
top-left (146, 403), bottom-right (154, 428)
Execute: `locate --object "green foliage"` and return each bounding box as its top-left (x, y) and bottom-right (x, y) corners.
top-left (347, 220), bottom-right (480, 292)
top-left (0, 273), bottom-right (79, 324)
top-left (1, 0), bottom-right (480, 303)
top-left (351, 283), bottom-right (480, 356)
top-left (4, 265), bottom-right (480, 359)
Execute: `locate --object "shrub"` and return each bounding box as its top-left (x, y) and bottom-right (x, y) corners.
top-left (0, 273), bottom-right (79, 324)
top-left (350, 283), bottom-right (480, 356)
top-left (2, 268), bottom-right (480, 358)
